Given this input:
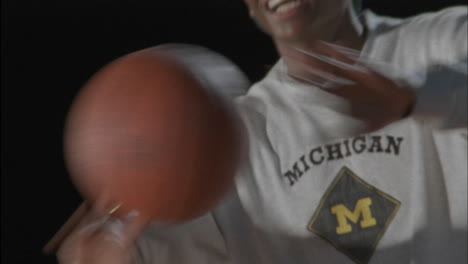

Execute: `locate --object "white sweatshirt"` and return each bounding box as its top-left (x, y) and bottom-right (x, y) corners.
top-left (136, 7), bottom-right (467, 264)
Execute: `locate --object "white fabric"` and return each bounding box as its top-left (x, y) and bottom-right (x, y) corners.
top-left (136, 7), bottom-right (468, 264)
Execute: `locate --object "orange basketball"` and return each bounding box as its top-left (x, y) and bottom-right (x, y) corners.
top-left (64, 44), bottom-right (248, 225)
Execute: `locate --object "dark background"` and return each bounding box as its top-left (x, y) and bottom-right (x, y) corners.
top-left (2, 0), bottom-right (466, 263)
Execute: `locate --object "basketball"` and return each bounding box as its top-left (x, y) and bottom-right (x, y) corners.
top-left (64, 44), bottom-right (248, 225)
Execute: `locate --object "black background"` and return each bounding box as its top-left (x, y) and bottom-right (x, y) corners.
top-left (2, 0), bottom-right (466, 263)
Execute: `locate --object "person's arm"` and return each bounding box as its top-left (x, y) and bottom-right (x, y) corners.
top-left (278, 7), bottom-right (467, 132)
top-left (411, 60), bottom-right (467, 129)
top-left (409, 7), bottom-right (467, 129)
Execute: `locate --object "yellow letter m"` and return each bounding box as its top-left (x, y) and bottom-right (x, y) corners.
top-left (331, 197), bottom-right (377, 235)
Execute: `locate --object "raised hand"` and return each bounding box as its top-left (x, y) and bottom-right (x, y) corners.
top-left (279, 41), bottom-right (415, 132)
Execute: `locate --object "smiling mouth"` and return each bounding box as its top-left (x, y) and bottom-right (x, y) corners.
top-left (266, 0), bottom-right (303, 14)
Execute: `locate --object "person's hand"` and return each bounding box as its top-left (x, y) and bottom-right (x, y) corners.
top-left (278, 41), bottom-right (415, 132)
top-left (56, 203), bottom-right (145, 264)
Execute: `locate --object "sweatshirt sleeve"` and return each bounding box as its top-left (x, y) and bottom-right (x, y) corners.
top-left (410, 7), bottom-right (467, 129)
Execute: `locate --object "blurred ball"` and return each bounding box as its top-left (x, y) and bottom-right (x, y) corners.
top-left (64, 44), bottom-right (248, 224)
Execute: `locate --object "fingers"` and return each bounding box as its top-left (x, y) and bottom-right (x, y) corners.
top-left (312, 41), bottom-right (359, 65)
top-left (306, 46), bottom-right (372, 85)
top-left (101, 210), bottom-right (147, 248)
top-left (280, 41), bottom-right (416, 132)
top-left (312, 41), bottom-right (407, 94)
top-left (57, 209), bottom-right (145, 264)
top-left (285, 57), bottom-right (354, 87)
top-left (43, 203), bottom-right (90, 255)
top-left (56, 197), bottom-right (147, 264)
top-left (56, 205), bottom-right (108, 262)
top-left (280, 41), bottom-right (396, 88)
top-left (90, 194), bottom-right (148, 247)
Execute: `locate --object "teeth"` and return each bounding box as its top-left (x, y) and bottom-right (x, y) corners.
top-left (275, 0), bottom-right (300, 13)
top-left (267, 0), bottom-right (284, 10)
top-left (267, 0), bottom-right (301, 13)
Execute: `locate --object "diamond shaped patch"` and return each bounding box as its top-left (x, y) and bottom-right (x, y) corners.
top-left (308, 167), bottom-right (400, 264)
